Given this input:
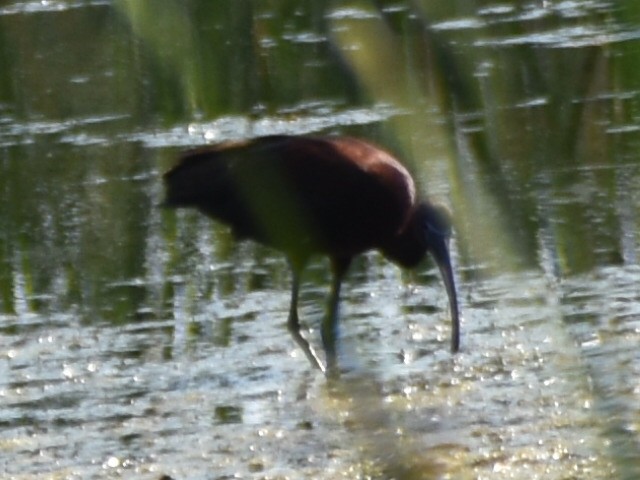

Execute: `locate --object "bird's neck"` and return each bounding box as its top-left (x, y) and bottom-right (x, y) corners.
top-left (380, 216), bottom-right (426, 268)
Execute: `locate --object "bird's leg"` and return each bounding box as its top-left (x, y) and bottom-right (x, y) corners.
top-left (322, 257), bottom-right (351, 375)
top-left (286, 261), bottom-right (326, 373)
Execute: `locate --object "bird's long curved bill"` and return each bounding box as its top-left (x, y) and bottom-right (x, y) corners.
top-left (430, 235), bottom-right (460, 353)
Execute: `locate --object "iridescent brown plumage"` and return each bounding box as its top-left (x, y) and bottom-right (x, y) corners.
top-left (164, 135), bottom-right (460, 373)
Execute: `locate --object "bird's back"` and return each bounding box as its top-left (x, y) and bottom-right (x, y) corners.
top-left (163, 135), bottom-right (416, 259)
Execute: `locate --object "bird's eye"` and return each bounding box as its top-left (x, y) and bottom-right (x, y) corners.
top-left (424, 220), bottom-right (450, 238)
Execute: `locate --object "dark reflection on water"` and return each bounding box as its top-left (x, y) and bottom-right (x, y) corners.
top-left (1, 0), bottom-right (640, 478)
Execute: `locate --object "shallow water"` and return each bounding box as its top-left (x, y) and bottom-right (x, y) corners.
top-left (4, 256), bottom-right (633, 478)
top-left (1, 0), bottom-right (640, 479)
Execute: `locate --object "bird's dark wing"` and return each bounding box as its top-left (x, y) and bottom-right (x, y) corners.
top-left (163, 135), bottom-right (417, 258)
top-left (275, 136), bottom-right (416, 255)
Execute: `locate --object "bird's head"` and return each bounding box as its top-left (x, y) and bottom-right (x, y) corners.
top-left (420, 202), bottom-right (460, 353)
top-left (382, 201), bottom-right (460, 352)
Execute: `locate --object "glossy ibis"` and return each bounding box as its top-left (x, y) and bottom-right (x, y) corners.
top-left (163, 135), bottom-right (460, 373)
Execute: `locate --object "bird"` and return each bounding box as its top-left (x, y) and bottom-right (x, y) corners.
top-left (163, 134), bottom-right (460, 374)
